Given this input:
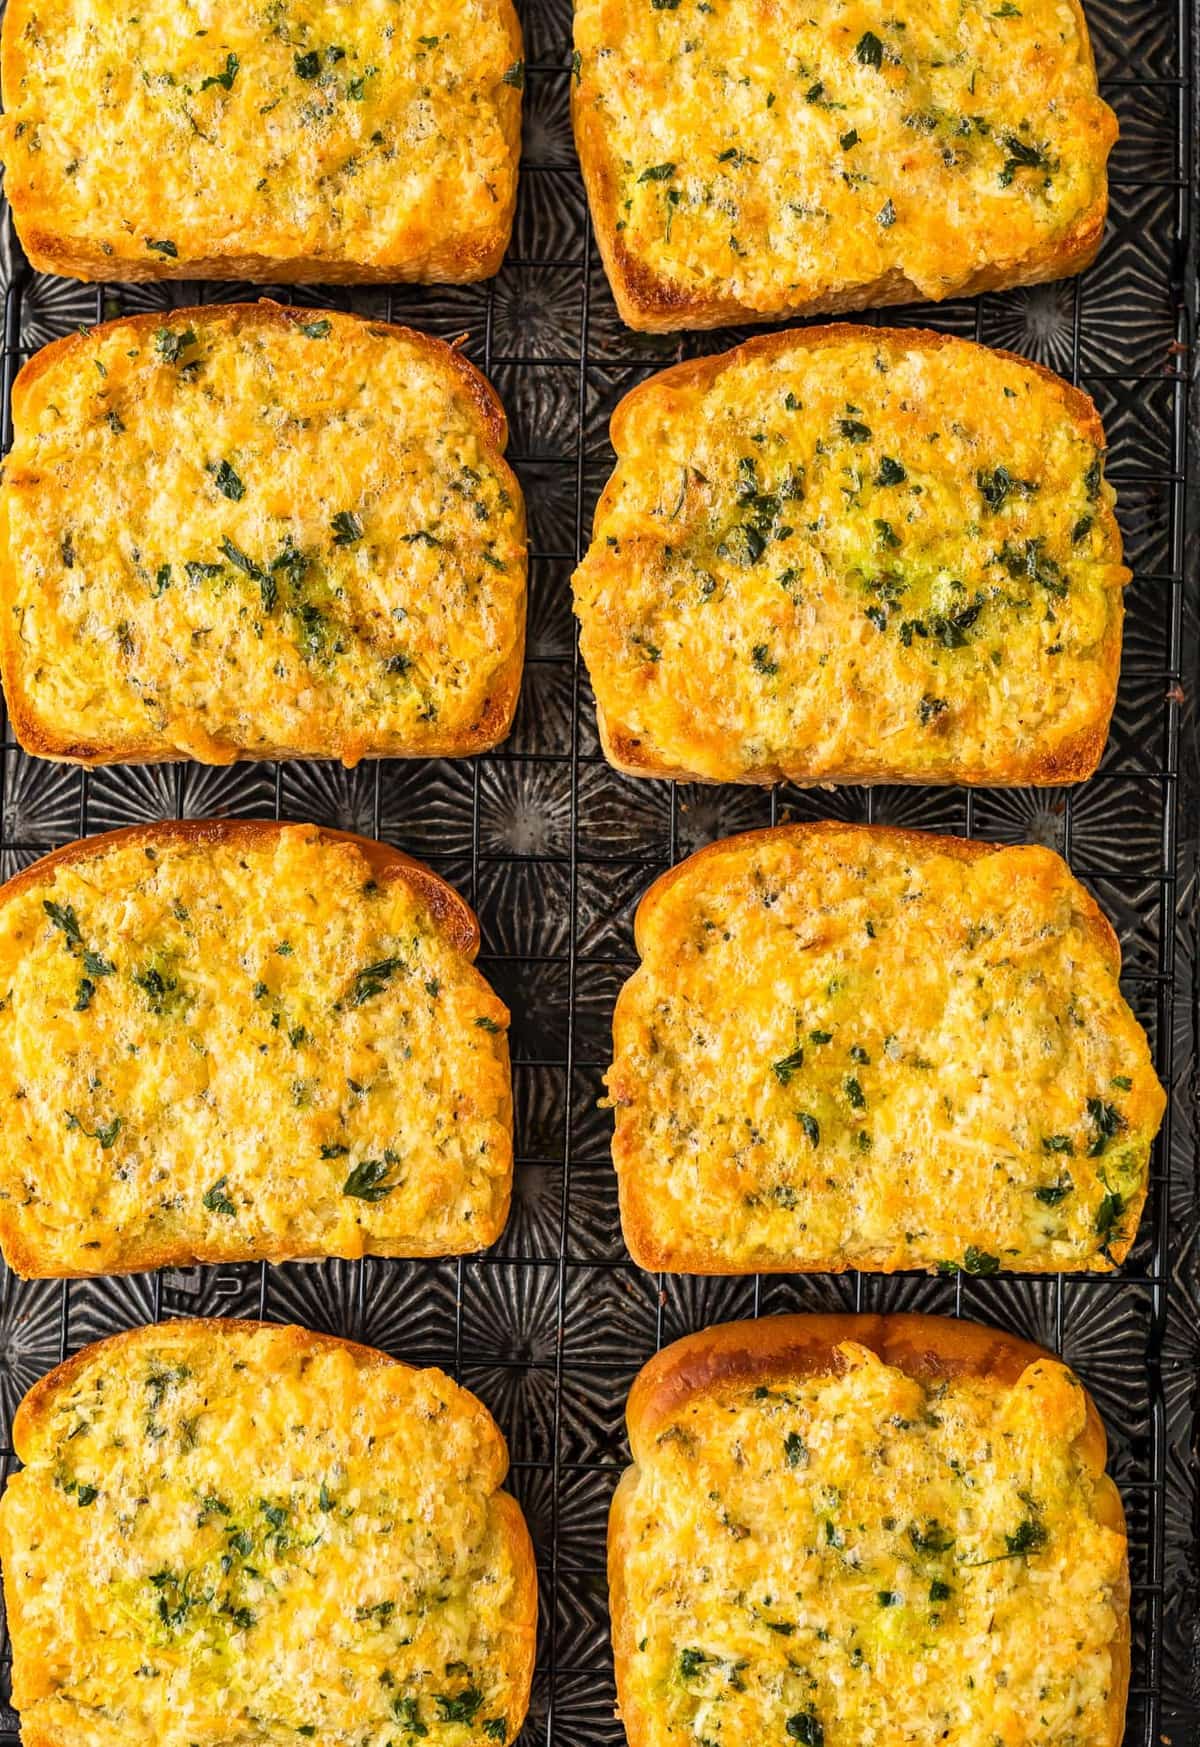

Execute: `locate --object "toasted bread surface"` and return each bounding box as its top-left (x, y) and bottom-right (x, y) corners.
top-left (0, 1318), bottom-right (537, 1747)
top-left (609, 822), bottom-right (1164, 1274)
top-left (0, 0), bottom-right (522, 284)
top-left (0, 304), bottom-right (526, 766)
top-left (0, 821), bottom-right (513, 1276)
top-left (572, 0), bottom-right (1114, 331)
top-left (574, 326), bottom-right (1127, 786)
top-left (611, 1312), bottom-right (1129, 1747)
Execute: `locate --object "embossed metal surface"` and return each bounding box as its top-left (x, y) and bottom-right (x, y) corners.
top-left (0, 1), bottom-right (1195, 1741)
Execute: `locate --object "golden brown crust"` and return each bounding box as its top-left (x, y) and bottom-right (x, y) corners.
top-left (0, 822), bottom-right (514, 1279)
top-left (597, 704), bottom-right (1112, 789)
top-left (572, 0), bottom-right (1110, 334)
top-left (3, 6), bottom-right (523, 287)
top-left (606, 325), bottom-right (1107, 459)
top-left (610, 1313), bottom-right (1129, 1747)
top-left (615, 822), bottom-right (1149, 1274)
top-left (586, 323), bottom-right (1122, 787)
top-left (0, 816), bottom-right (482, 960)
top-left (0, 302), bottom-right (526, 768)
top-left (3, 1317), bottom-right (538, 1747)
top-left (630, 820), bottom-right (1121, 976)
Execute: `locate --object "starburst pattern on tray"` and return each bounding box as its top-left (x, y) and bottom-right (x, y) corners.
top-left (0, 1), bottom-right (1194, 1741)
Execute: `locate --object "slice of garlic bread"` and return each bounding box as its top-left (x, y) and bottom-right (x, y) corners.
top-left (0, 1319), bottom-right (537, 1747)
top-left (574, 326), bottom-right (1127, 786)
top-left (573, 0), bottom-right (1115, 331)
top-left (608, 823), bottom-right (1164, 1274)
top-left (0, 822), bottom-right (513, 1276)
top-left (611, 1314), bottom-right (1129, 1747)
top-left (0, 0), bottom-right (523, 283)
top-left (0, 303), bottom-right (526, 766)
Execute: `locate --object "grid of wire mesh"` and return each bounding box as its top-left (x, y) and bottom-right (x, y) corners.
top-left (0, 0), bottom-right (1195, 1742)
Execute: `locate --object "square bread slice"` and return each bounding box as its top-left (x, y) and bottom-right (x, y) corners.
top-left (0, 0), bottom-right (523, 283)
top-left (0, 1319), bottom-right (537, 1747)
top-left (610, 1313), bottom-right (1130, 1747)
top-left (572, 0), bottom-right (1115, 331)
top-left (608, 822), bottom-right (1165, 1275)
top-left (573, 325), bottom-right (1127, 786)
top-left (0, 303), bottom-right (526, 766)
top-left (0, 822), bottom-right (514, 1277)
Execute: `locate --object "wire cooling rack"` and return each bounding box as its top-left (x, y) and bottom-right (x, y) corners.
top-left (0, 0), bottom-right (1196, 1741)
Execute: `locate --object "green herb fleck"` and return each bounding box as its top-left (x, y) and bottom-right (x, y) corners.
top-left (1034, 1179), bottom-right (1073, 1206)
top-left (1086, 1098), bottom-right (1124, 1156)
top-left (213, 460), bottom-right (245, 501)
top-left (348, 958), bottom-right (404, 1005)
top-left (65, 1112), bottom-right (122, 1149)
top-left (772, 1047), bottom-right (805, 1086)
top-left (343, 1157), bottom-right (400, 1201)
top-left (784, 1431), bottom-right (808, 1468)
top-left (203, 1177), bottom-right (237, 1216)
top-left (155, 327), bottom-right (197, 363)
top-left (434, 1691), bottom-right (484, 1726)
top-left (200, 53), bottom-right (239, 92)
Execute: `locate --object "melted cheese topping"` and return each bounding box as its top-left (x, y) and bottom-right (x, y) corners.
top-left (610, 831), bottom-right (1163, 1272)
top-left (0, 828), bottom-right (512, 1275)
top-left (0, 309), bottom-right (526, 764)
top-left (0, 0), bottom-right (521, 279)
top-left (1, 1322), bottom-right (532, 1746)
top-left (574, 332), bottom-right (1126, 784)
top-left (574, 0), bottom-right (1114, 319)
top-left (618, 1346), bottom-right (1126, 1747)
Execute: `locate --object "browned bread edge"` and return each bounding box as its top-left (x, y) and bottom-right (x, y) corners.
top-left (613, 822), bottom-right (1146, 1273)
top-left (609, 1312), bottom-right (1129, 1747)
top-left (1, 1318), bottom-right (538, 1747)
top-left (3, 5), bottom-right (523, 288)
top-left (0, 302), bottom-right (527, 767)
top-left (583, 323), bottom-right (1124, 787)
top-left (573, 0), bottom-right (1112, 333)
top-left (0, 821), bottom-right (515, 1277)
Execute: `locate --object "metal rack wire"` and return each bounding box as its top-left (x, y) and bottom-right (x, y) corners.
top-left (0, 0), bottom-right (1195, 1742)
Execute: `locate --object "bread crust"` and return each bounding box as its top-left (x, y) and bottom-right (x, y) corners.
top-left (2, 4), bottom-right (523, 286)
top-left (582, 323), bottom-right (1125, 788)
top-left (572, 2), bottom-right (1111, 333)
top-left (614, 821), bottom-right (1153, 1274)
top-left (0, 301), bottom-right (527, 768)
top-left (0, 817), bottom-right (482, 960)
top-left (1, 1318), bottom-right (538, 1747)
top-left (609, 1312), bottom-right (1129, 1747)
top-left (0, 820), bottom-right (514, 1278)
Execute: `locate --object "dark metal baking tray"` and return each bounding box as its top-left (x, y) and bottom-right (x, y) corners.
top-left (0, 0), bottom-right (1195, 1739)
